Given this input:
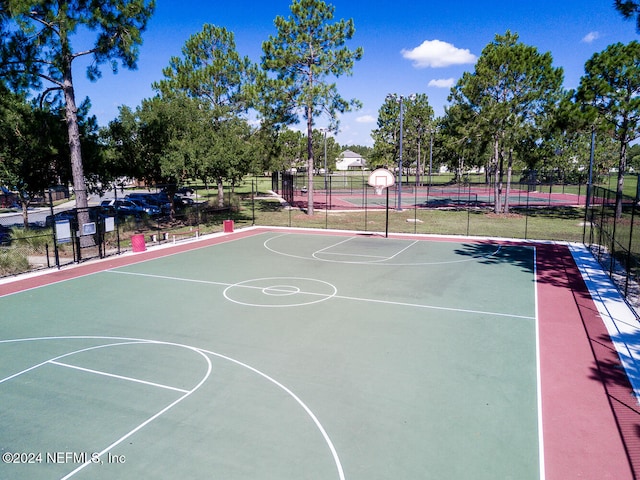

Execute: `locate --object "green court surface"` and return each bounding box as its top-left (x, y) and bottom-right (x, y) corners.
top-left (0, 232), bottom-right (539, 479)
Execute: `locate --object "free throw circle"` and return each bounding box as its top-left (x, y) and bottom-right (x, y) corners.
top-left (223, 277), bottom-right (338, 307)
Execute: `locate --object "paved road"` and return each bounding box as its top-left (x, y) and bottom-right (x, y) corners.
top-left (0, 194), bottom-right (109, 227)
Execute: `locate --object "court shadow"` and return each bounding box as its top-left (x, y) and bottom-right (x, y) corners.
top-left (568, 258), bottom-right (640, 478)
top-left (453, 241), bottom-right (534, 273)
top-left (591, 329), bottom-right (640, 403)
top-left (586, 332), bottom-right (640, 478)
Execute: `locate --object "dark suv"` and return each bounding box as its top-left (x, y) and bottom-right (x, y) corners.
top-left (126, 193), bottom-right (171, 214)
top-left (0, 225), bottom-right (11, 245)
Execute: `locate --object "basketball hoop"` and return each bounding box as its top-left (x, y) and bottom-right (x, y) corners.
top-left (367, 168), bottom-right (395, 239)
top-left (367, 168), bottom-right (395, 192)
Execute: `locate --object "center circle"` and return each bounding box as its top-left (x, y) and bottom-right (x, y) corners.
top-left (223, 277), bottom-right (338, 308)
top-left (263, 285), bottom-right (300, 296)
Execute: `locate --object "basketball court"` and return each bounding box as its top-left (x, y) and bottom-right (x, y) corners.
top-left (0, 226), bottom-right (638, 479)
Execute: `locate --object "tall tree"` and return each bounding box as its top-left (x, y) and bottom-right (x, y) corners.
top-left (615, 0), bottom-right (640, 31)
top-left (439, 103), bottom-right (488, 182)
top-left (577, 41), bottom-right (640, 218)
top-left (107, 94), bottom-right (256, 212)
top-left (0, 0), bottom-right (155, 243)
top-left (402, 94), bottom-right (435, 185)
top-left (371, 96), bottom-right (402, 170)
top-left (311, 128), bottom-right (341, 174)
top-left (449, 31), bottom-right (563, 213)
top-left (372, 93), bottom-right (434, 180)
top-left (153, 24), bottom-right (256, 205)
top-left (0, 87), bottom-right (66, 227)
top-left (153, 24), bottom-right (254, 119)
top-left (261, 0), bottom-right (363, 215)
top-left (107, 95), bottom-right (199, 212)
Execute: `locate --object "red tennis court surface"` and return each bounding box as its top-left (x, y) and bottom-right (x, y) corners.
top-left (288, 185), bottom-right (585, 210)
top-left (0, 226), bottom-right (637, 479)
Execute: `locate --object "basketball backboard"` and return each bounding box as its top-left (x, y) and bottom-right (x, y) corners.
top-left (367, 168), bottom-right (395, 190)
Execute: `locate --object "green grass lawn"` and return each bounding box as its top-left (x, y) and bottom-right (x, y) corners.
top-left (175, 175), bottom-right (586, 243)
top-left (227, 196), bottom-right (586, 243)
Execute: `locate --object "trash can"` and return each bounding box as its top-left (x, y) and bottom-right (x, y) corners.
top-left (131, 234), bottom-right (146, 252)
top-left (223, 220), bottom-right (234, 233)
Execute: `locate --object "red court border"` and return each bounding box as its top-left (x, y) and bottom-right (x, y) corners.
top-left (0, 227), bottom-right (637, 479)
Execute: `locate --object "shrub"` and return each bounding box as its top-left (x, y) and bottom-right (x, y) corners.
top-left (0, 248), bottom-right (29, 276)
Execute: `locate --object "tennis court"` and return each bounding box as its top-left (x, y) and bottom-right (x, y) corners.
top-left (0, 227), bottom-right (637, 479)
top-left (289, 185), bottom-right (586, 210)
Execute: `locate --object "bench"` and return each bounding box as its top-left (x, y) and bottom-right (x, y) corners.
top-left (150, 228), bottom-right (199, 244)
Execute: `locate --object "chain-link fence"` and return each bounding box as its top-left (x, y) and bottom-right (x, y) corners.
top-left (583, 186), bottom-right (640, 302)
top-left (264, 169), bottom-right (588, 237)
top-left (272, 169), bottom-right (589, 211)
top-left (0, 186), bottom-right (238, 279)
top-left (7, 172), bottom-right (640, 302)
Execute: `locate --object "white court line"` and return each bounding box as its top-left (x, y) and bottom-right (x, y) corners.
top-left (105, 270), bottom-right (232, 287)
top-left (0, 340), bottom-right (149, 385)
top-left (107, 270), bottom-right (533, 320)
top-left (264, 233), bottom-right (504, 266)
top-left (533, 247), bottom-right (546, 480)
top-left (0, 336), bottom-right (344, 480)
top-left (201, 347), bottom-right (345, 480)
top-left (382, 240), bottom-right (419, 261)
top-left (313, 236), bottom-right (357, 255)
top-left (49, 360), bottom-right (190, 394)
top-left (317, 251), bottom-right (390, 259)
top-left (61, 342), bottom-right (213, 479)
top-left (334, 292), bottom-right (535, 320)
top-left (313, 237), bottom-right (419, 264)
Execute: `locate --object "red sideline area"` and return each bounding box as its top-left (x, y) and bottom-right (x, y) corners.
top-left (0, 229), bottom-right (258, 297)
top-left (0, 227), bottom-right (637, 479)
top-left (537, 242), bottom-right (637, 479)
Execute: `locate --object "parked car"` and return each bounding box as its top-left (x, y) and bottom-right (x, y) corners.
top-left (126, 193), bottom-right (171, 214)
top-left (176, 186), bottom-right (195, 196)
top-left (173, 194), bottom-right (195, 209)
top-left (45, 209), bottom-right (78, 228)
top-left (0, 225), bottom-right (11, 245)
top-left (44, 207), bottom-right (105, 229)
top-left (129, 199), bottom-right (161, 216)
top-left (101, 199), bottom-right (159, 216)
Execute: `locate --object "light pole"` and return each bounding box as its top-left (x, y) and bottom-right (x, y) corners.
top-left (319, 128), bottom-right (328, 191)
top-left (398, 97), bottom-right (404, 210)
top-left (429, 127), bottom-right (434, 188)
top-left (387, 93), bottom-right (415, 211)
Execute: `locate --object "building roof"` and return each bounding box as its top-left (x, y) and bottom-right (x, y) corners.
top-left (340, 149), bottom-right (362, 159)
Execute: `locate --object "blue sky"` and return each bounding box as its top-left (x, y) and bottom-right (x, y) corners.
top-left (73, 0), bottom-right (639, 147)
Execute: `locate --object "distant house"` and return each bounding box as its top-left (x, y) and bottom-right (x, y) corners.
top-left (335, 150), bottom-right (367, 171)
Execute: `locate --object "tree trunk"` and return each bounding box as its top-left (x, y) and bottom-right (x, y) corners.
top-left (62, 61), bottom-right (94, 247)
top-left (21, 200), bottom-right (29, 229)
top-left (217, 177), bottom-right (224, 208)
top-left (306, 106), bottom-right (314, 215)
top-left (504, 149), bottom-right (514, 214)
top-left (493, 137), bottom-right (502, 214)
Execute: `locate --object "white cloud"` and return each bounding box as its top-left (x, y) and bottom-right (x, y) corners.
top-left (582, 31), bottom-right (600, 43)
top-left (428, 78), bottom-right (455, 88)
top-left (401, 40), bottom-right (476, 68)
top-left (356, 115), bottom-right (376, 123)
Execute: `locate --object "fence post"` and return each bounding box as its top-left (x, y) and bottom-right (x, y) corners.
top-left (596, 188), bottom-right (604, 263)
top-left (47, 188), bottom-right (60, 269)
top-left (625, 201), bottom-right (636, 296)
top-left (610, 188), bottom-right (618, 277)
top-left (251, 179), bottom-right (256, 226)
top-left (364, 178), bottom-right (368, 232)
